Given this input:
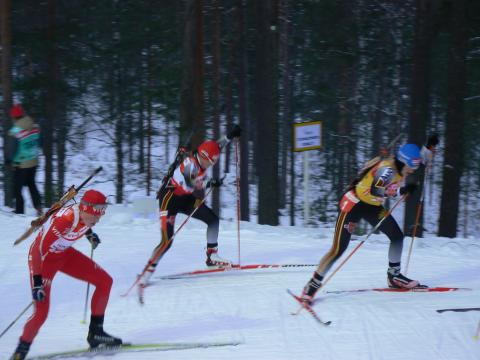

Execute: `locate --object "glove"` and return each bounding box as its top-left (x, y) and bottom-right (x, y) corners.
top-left (86, 231), bottom-right (101, 249)
top-left (32, 275), bottom-right (46, 302)
top-left (206, 178), bottom-right (223, 188)
top-left (421, 134), bottom-right (439, 165)
top-left (399, 183), bottom-right (417, 196)
top-left (426, 134), bottom-right (439, 150)
top-left (420, 145), bottom-right (432, 165)
top-left (385, 183), bottom-right (399, 197)
top-left (226, 124), bottom-right (242, 140)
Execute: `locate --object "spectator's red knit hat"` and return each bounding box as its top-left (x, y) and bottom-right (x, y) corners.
top-left (79, 189), bottom-right (108, 216)
top-left (10, 104), bottom-right (25, 118)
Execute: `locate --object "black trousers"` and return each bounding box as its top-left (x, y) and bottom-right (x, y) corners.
top-left (148, 187), bottom-right (219, 267)
top-left (316, 200), bottom-right (404, 277)
top-left (13, 166), bottom-right (42, 214)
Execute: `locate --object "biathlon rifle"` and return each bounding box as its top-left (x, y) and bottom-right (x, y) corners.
top-left (13, 166), bottom-right (103, 246)
top-left (346, 133), bottom-right (403, 192)
top-left (156, 128), bottom-right (196, 199)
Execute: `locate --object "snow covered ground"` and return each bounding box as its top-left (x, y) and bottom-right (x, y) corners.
top-left (1, 205), bottom-right (479, 359)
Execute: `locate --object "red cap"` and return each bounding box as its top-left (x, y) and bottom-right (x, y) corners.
top-left (79, 189), bottom-right (108, 216)
top-left (10, 104), bottom-right (25, 118)
top-left (198, 140), bottom-right (220, 165)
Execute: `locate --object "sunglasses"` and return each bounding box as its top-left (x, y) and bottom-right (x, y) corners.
top-left (200, 150), bottom-right (219, 165)
top-left (80, 201), bottom-right (108, 211)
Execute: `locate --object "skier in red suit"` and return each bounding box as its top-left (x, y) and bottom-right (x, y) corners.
top-left (10, 189), bottom-right (122, 360)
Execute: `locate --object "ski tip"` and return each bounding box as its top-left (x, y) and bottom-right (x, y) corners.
top-left (325, 321), bottom-right (332, 326)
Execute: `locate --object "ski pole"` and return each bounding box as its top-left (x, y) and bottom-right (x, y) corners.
top-left (234, 140), bottom-right (241, 266)
top-left (474, 319), bottom-right (480, 340)
top-left (122, 187), bottom-right (214, 297)
top-left (321, 194), bottom-right (407, 289)
top-left (404, 161), bottom-right (432, 275)
top-left (0, 302), bottom-right (33, 339)
top-left (81, 246), bottom-right (94, 324)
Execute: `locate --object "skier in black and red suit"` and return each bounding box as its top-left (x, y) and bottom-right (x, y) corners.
top-left (137, 125), bottom-right (242, 299)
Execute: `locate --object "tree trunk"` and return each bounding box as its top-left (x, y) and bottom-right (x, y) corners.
top-left (211, 0), bottom-right (221, 216)
top-left (115, 114), bottom-right (124, 203)
top-left (146, 45), bottom-right (154, 196)
top-left (180, 0), bottom-right (205, 148)
top-left (404, 0), bottom-right (436, 237)
top-left (278, 0), bottom-right (291, 209)
top-left (114, 70), bottom-right (124, 203)
top-left (236, 0), bottom-right (249, 221)
top-left (0, 0), bottom-right (13, 207)
top-left (337, 66), bottom-right (352, 201)
top-left (255, 0), bottom-right (279, 225)
top-left (462, 168), bottom-right (469, 238)
top-left (44, 0), bottom-right (58, 206)
top-left (56, 106), bottom-right (66, 198)
top-left (138, 78), bottom-right (145, 174)
top-left (438, 0), bottom-right (467, 238)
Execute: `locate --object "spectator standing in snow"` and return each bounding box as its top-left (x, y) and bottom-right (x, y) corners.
top-left (6, 104), bottom-right (42, 215)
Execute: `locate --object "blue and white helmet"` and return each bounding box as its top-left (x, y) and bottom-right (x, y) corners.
top-left (397, 144), bottom-right (421, 169)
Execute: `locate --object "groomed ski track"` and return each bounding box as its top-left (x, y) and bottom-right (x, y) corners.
top-left (1, 209), bottom-right (479, 359)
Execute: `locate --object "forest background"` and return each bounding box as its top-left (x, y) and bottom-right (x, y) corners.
top-left (1, 0), bottom-right (479, 238)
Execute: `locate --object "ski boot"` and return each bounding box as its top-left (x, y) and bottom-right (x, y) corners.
top-left (387, 267), bottom-right (424, 289)
top-left (10, 339), bottom-right (31, 360)
top-left (87, 315), bottom-right (122, 349)
top-left (206, 246), bottom-right (232, 268)
top-left (300, 272), bottom-right (323, 306)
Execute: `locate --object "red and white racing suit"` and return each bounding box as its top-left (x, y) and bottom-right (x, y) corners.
top-left (20, 205), bottom-right (112, 343)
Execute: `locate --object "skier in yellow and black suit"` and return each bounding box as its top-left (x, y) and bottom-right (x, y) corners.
top-left (301, 141), bottom-right (437, 305)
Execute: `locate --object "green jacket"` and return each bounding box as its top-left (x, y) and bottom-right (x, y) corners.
top-left (7, 116), bottom-right (41, 169)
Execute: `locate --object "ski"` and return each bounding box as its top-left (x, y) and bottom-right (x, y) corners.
top-left (286, 289), bottom-right (332, 326)
top-left (326, 286), bottom-right (471, 294)
top-left (158, 264), bottom-right (317, 280)
top-left (436, 307), bottom-right (480, 314)
top-left (28, 341), bottom-right (242, 359)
